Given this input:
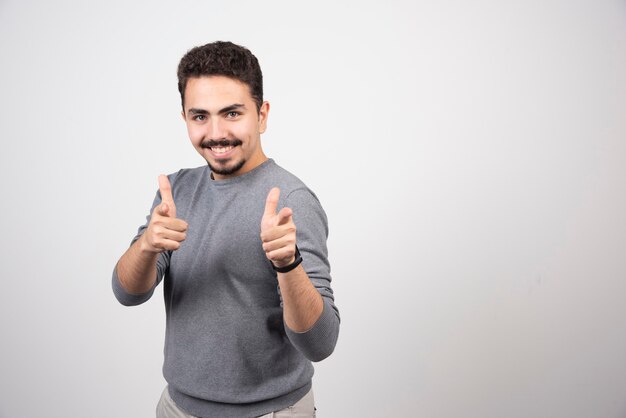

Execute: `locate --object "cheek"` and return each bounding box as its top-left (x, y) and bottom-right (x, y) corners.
top-left (186, 126), bottom-right (203, 146)
top-left (232, 121), bottom-right (257, 141)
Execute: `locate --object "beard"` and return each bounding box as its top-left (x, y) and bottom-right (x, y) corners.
top-left (201, 138), bottom-right (246, 176)
top-left (207, 158), bottom-right (246, 176)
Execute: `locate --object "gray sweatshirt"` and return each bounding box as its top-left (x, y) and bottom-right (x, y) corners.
top-left (112, 159), bottom-right (340, 418)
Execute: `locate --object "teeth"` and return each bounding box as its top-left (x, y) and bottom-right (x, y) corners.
top-left (211, 146), bottom-right (233, 154)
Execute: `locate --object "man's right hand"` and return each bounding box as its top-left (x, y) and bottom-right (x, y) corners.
top-left (139, 175), bottom-right (188, 253)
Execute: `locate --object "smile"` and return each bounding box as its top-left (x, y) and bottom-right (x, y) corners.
top-left (207, 144), bottom-right (238, 160)
top-left (210, 146), bottom-right (234, 155)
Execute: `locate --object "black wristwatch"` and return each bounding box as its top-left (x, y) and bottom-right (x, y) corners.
top-left (271, 246), bottom-right (303, 273)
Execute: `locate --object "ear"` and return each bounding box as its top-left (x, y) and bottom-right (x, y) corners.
top-left (258, 101), bottom-right (270, 134)
top-left (180, 109), bottom-right (186, 121)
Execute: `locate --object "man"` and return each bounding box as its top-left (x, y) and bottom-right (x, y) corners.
top-left (112, 41), bottom-right (340, 418)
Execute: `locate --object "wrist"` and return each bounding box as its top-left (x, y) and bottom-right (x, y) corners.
top-left (272, 256), bottom-right (296, 268)
top-left (271, 246), bottom-right (303, 273)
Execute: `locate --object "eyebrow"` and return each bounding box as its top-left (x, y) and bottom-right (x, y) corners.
top-left (188, 103), bottom-right (246, 116)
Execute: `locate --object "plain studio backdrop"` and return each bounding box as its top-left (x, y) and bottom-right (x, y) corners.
top-left (1, 1), bottom-right (625, 417)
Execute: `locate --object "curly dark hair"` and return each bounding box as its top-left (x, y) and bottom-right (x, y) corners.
top-left (177, 41), bottom-right (263, 112)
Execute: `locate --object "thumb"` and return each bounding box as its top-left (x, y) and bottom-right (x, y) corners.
top-left (156, 202), bottom-right (170, 217)
top-left (158, 174), bottom-right (177, 218)
top-left (263, 187), bottom-right (280, 219)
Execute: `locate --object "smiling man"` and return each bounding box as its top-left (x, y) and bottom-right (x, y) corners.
top-left (112, 41), bottom-right (340, 418)
top-left (185, 76), bottom-right (267, 179)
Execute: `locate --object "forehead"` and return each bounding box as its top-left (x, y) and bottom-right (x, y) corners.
top-left (184, 76), bottom-right (253, 110)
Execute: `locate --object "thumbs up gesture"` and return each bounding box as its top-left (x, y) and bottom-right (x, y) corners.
top-left (140, 175), bottom-right (188, 253)
top-left (260, 187), bottom-right (297, 268)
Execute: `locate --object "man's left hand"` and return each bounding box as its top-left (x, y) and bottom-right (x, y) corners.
top-left (260, 187), bottom-right (297, 268)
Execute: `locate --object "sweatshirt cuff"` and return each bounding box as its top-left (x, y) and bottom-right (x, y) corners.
top-left (284, 298), bottom-right (340, 362)
top-left (111, 265), bottom-right (155, 306)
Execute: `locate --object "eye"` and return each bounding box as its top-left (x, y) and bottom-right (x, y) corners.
top-left (192, 114), bottom-right (206, 122)
top-left (226, 111), bottom-right (240, 119)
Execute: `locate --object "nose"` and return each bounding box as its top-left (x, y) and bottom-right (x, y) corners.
top-left (207, 117), bottom-right (227, 140)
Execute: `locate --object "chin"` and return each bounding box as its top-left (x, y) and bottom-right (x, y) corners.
top-left (208, 158), bottom-right (246, 176)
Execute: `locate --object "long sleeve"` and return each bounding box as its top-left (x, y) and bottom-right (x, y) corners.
top-left (281, 188), bottom-right (340, 361)
top-left (112, 188), bottom-right (172, 306)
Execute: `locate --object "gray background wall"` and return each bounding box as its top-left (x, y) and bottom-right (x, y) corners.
top-left (1, 1), bottom-right (625, 417)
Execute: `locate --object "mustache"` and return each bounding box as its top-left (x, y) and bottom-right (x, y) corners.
top-left (201, 139), bottom-right (243, 148)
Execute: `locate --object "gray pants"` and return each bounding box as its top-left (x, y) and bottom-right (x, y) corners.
top-left (156, 386), bottom-right (316, 418)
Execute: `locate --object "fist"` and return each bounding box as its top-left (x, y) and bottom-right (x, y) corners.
top-left (140, 175), bottom-right (188, 253)
top-left (260, 187), bottom-right (297, 268)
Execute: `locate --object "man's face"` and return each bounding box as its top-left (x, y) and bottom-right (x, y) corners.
top-left (182, 76), bottom-right (269, 179)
